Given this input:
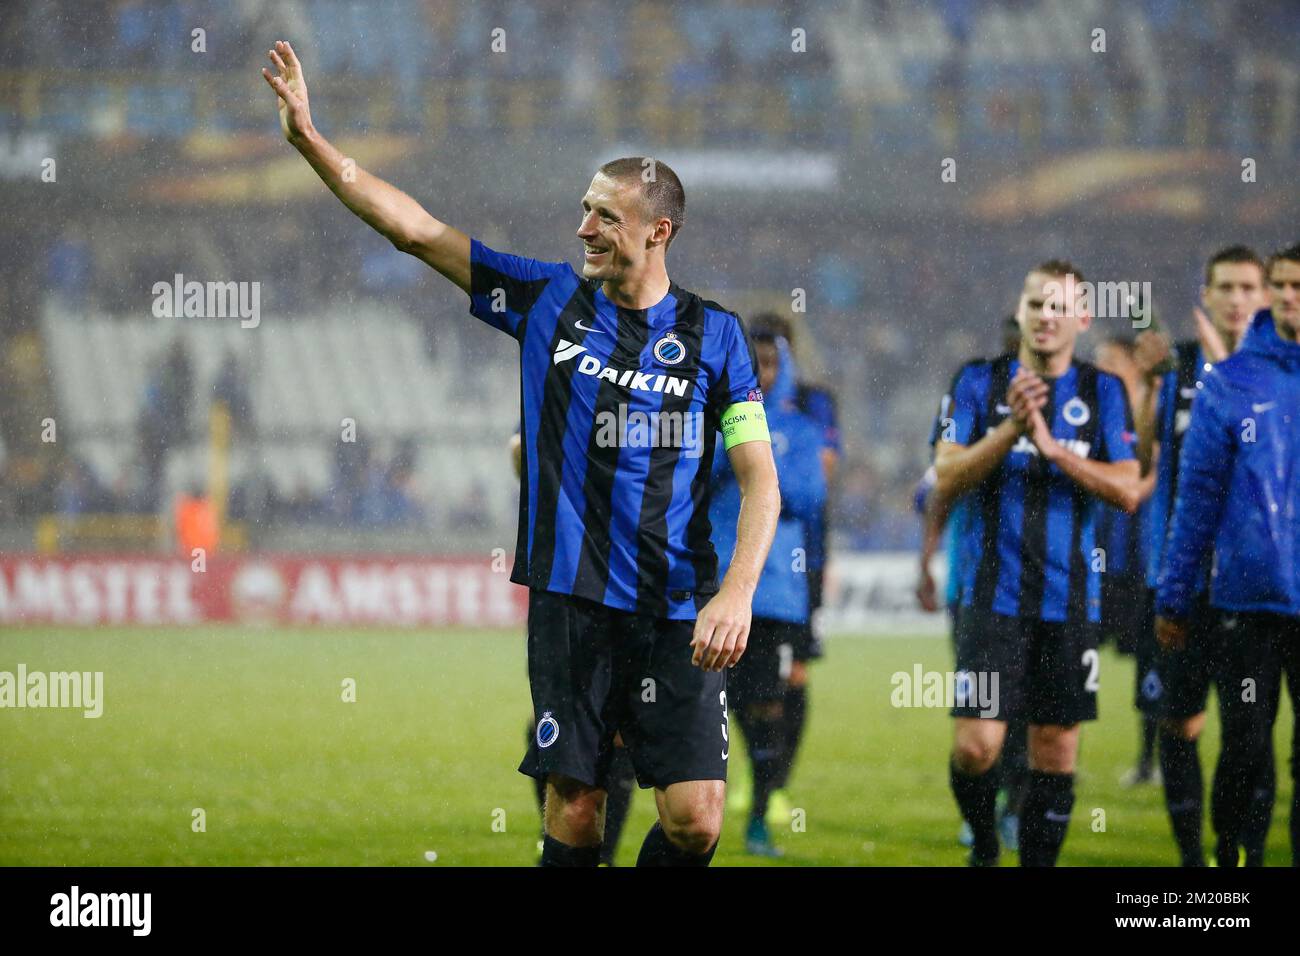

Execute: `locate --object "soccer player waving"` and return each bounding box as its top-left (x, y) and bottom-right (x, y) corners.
top-left (1156, 244), bottom-right (1300, 868)
top-left (264, 41), bottom-right (780, 866)
top-left (934, 261), bottom-right (1141, 866)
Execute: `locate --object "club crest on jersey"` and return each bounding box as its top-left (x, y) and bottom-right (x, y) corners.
top-left (653, 331), bottom-right (686, 366)
top-left (1062, 396), bottom-right (1090, 426)
top-left (536, 713), bottom-right (559, 749)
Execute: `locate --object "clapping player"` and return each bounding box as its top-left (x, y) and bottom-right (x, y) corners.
top-left (1133, 246), bottom-right (1272, 866)
top-left (934, 261), bottom-right (1141, 866)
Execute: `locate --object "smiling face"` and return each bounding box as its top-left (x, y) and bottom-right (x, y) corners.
top-left (1203, 261), bottom-right (1266, 344)
top-left (1017, 269), bottom-right (1091, 361)
top-left (1268, 258), bottom-right (1300, 341)
top-left (576, 172), bottom-right (670, 284)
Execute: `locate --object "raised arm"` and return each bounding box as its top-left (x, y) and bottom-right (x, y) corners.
top-left (1132, 330), bottom-right (1170, 475)
top-left (262, 40), bottom-right (471, 292)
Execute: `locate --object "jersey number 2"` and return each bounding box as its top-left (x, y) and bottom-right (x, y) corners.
top-left (1082, 649), bottom-right (1100, 692)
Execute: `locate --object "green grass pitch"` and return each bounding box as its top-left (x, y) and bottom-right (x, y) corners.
top-left (0, 627), bottom-right (1292, 866)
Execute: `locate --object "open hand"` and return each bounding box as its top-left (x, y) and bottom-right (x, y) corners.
top-left (1134, 329), bottom-right (1172, 381)
top-left (1193, 306), bottom-right (1229, 363)
top-left (261, 40), bottom-right (313, 143)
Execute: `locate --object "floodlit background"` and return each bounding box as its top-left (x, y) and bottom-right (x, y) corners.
top-left (0, 0), bottom-right (1296, 865)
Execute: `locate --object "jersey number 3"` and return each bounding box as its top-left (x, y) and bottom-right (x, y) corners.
top-left (720, 690), bottom-right (729, 760)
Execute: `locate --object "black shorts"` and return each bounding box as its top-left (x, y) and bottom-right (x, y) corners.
top-left (519, 589), bottom-right (728, 791)
top-left (1140, 590), bottom-right (1218, 719)
top-left (952, 611), bottom-right (1099, 725)
top-left (729, 617), bottom-right (805, 708)
top-left (1103, 572), bottom-right (1148, 654)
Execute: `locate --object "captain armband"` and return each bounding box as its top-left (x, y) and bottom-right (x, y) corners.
top-left (720, 401), bottom-right (770, 449)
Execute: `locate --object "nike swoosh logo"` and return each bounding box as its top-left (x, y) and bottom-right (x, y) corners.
top-left (996, 403), bottom-right (1012, 415)
top-left (574, 319), bottom-right (602, 333)
top-left (1252, 402), bottom-right (1276, 413)
top-left (1044, 811), bottom-right (1072, 823)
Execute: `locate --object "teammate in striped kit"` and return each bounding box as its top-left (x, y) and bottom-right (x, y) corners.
top-left (1138, 246), bottom-right (1274, 865)
top-left (265, 41), bottom-right (781, 867)
top-left (933, 260), bottom-right (1142, 866)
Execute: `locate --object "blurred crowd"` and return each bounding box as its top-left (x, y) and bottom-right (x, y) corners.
top-left (12, 203), bottom-right (1298, 551)
top-left (1, 0), bottom-right (1296, 152)
top-left (5, 0), bottom-right (1300, 552)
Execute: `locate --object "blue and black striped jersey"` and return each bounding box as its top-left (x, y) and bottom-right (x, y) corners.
top-left (1144, 340), bottom-right (1210, 589)
top-left (938, 354), bottom-right (1136, 623)
top-left (468, 238), bottom-right (763, 620)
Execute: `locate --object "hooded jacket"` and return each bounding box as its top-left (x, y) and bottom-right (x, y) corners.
top-left (1156, 310), bottom-right (1300, 618)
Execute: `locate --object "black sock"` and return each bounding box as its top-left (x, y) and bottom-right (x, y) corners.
top-left (635, 822), bottom-right (717, 867)
top-left (951, 760), bottom-right (999, 862)
top-left (1241, 743), bottom-right (1276, 867)
top-left (540, 834), bottom-right (600, 867)
top-left (1291, 720), bottom-right (1299, 867)
top-left (599, 748), bottom-right (636, 866)
top-left (1158, 731), bottom-right (1204, 866)
top-left (742, 708), bottom-right (784, 824)
top-left (774, 685), bottom-right (807, 789)
top-left (1210, 738), bottom-right (1256, 867)
top-left (1001, 717), bottom-right (1030, 816)
top-left (1019, 770), bottom-right (1075, 867)
top-left (1291, 764), bottom-right (1299, 869)
top-left (1139, 715), bottom-right (1158, 775)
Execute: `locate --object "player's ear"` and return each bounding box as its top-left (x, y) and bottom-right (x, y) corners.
top-left (650, 217), bottom-right (673, 250)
